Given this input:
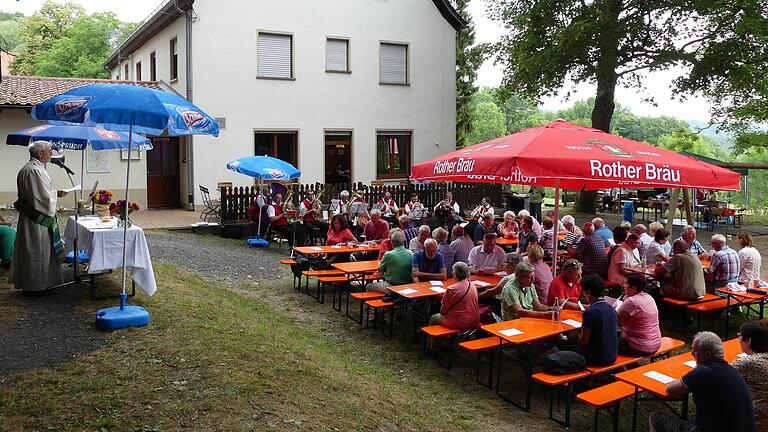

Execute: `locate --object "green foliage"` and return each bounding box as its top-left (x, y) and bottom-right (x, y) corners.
top-left (465, 89), bottom-right (507, 145)
top-left (0, 11), bottom-right (24, 22)
top-left (455, 0), bottom-right (486, 148)
top-left (491, 91), bottom-right (549, 133)
top-left (34, 13), bottom-right (133, 79)
top-left (10, 1), bottom-right (84, 75)
top-left (0, 19), bottom-right (21, 52)
top-left (656, 130), bottom-right (729, 160)
top-left (9, 1), bottom-right (134, 78)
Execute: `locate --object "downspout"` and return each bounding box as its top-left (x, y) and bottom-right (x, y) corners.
top-left (184, 6), bottom-right (195, 210)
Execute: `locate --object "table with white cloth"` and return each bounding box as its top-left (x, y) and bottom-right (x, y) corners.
top-left (64, 216), bottom-right (157, 296)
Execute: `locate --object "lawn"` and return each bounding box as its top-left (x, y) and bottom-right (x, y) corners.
top-left (0, 263), bottom-right (537, 432)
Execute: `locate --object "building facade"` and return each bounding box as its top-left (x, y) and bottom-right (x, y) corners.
top-left (105, 0), bottom-right (463, 209)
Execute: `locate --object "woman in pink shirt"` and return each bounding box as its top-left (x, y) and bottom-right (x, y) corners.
top-left (617, 273), bottom-right (661, 356)
top-left (430, 262), bottom-right (479, 331)
top-left (326, 214), bottom-right (356, 246)
top-left (525, 244), bottom-right (553, 304)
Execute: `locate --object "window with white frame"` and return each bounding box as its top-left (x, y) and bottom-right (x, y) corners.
top-left (326, 38), bottom-right (349, 72)
top-left (379, 42), bottom-right (408, 85)
top-left (258, 32), bottom-right (293, 79)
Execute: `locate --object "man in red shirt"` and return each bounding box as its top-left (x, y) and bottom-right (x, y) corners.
top-left (353, 209), bottom-right (390, 261)
top-left (546, 259), bottom-right (583, 309)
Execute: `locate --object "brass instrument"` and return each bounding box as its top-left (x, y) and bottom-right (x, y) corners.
top-left (283, 189), bottom-right (300, 221)
top-left (435, 199), bottom-right (453, 218)
top-left (351, 190), bottom-right (364, 202)
top-left (312, 189), bottom-right (324, 212)
top-left (471, 204), bottom-right (484, 218)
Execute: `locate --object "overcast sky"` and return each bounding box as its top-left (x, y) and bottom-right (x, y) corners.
top-left (5, 0), bottom-right (713, 121)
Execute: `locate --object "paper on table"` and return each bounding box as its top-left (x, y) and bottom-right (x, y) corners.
top-left (737, 353), bottom-right (748, 358)
top-left (310, 246), bottom-right (323, 251)
top-left (397, 288), bottom-right (418, 295)
top-left (430, 280), bottom-right (444, 286)
top-left (577, 301), bottom-right (585, 312)
top-left (643, 371), bottom-right (676, 384)
top-left (331, 245), bottom-right (342, 249)
top-left (430, 287), bottom-right (446, 293)
top-left (562, 319), bottom-right (582, 328)
top-left (683, 360), bottom-right (697, 368)
top-left (62, 184), bottom-right (82, 193)
top-left (499, 328), bottom-right (523, 337)
top-left (473, 280), bottom-right (492, 287)
top-left (495, 271), bottom-right (508, 277)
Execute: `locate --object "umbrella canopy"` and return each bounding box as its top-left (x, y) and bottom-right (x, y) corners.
top-left (31, 83), bottom-right (220, 137)
top-left (227, 156), bottom-right (301, 181)
top-left (411, 120), bottom-right (741, 191)
top-left (6, 124), bottom-right (152, 151)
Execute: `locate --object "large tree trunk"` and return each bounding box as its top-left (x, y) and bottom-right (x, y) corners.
top-left (574, 0), bottom-right (621, 214)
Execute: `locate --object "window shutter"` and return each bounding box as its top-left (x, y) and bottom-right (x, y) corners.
top-left (258, 33), bottom-right (292, 78)
top-left (326, 39), bottom-right (348, 71)
top-left (379, 43), bottom-right (407, 84)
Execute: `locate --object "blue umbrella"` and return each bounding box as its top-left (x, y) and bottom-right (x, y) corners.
top-left (32, 83), bottom-right (220, 330)
top-left (226, 156), bottom-right (301, 180)
top-left (227, 156), bottom-right (301, 247)
top-left (6, 123), bottom-right (152, 151)
top-left (32, 83), bottom-right (220, 136)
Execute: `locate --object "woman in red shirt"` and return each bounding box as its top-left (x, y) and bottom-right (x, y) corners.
top-left (326, 214), bottom-right (356, 246)
top-left (430, 262), bottom-right (480, 331)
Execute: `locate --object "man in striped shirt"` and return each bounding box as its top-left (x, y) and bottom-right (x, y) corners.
top-left (706, 234), bottom-right (741, 290)
top-left (674, 225), bottom-right (707, 257)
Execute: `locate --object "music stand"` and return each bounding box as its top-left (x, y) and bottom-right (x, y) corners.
top-left (409, 208), bottom-right (428, 220)
top-left (350, 202), bottom-right (369, 219)
top-left (329, 199), bottom-right (340, 214)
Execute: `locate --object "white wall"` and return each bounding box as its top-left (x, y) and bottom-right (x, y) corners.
top-left (0, 109), bottom-right (148, 207)
top-left (190, 0), bottom-right (457, 197)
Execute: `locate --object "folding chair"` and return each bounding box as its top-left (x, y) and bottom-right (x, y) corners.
top-left (199, 185), bottom-right (221, 222)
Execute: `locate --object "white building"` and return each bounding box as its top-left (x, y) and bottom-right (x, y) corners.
top-left (104, 0), bottom-right (464, 209)
top-left (0, 76), bottom-right (161, 208)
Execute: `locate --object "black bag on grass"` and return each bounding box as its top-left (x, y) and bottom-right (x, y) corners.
top-left (543, 351), bottom-right (587, 375)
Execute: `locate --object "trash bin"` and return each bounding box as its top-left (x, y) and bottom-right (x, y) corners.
top-left (623, 201), bottom-right (635, 222)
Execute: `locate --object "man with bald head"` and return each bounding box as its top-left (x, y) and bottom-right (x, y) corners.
top-left (573, 222), bottom-right (609, 278)
top-left (11, 141), bottom-right (68, 294)
top-left (412, 238), bottom-right (447, 282)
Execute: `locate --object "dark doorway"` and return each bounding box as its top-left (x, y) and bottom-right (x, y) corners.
top-left (254, 131), bottom-right (298, 166)
top-left (146, 137), bottom-right (180, 208)
top-left (325, 132), bottom-right (351, 184)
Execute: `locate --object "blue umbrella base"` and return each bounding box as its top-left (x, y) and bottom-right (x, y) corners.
top-left (247, 236), bottom-right (269, 247)
top-left (96, 305), bottom-right (150, 330)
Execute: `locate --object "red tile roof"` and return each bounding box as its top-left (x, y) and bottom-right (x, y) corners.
top-left (0, 75), bottom-right (163, 107)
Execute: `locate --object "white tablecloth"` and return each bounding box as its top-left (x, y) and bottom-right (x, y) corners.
top-left (64, 216), bottom-right (157, 296)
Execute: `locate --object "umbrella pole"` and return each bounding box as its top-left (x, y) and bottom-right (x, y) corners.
top-left (551, 180), bottom-right (560, 278)
top-left (257, 179), bottom-right (263, 236)
top-left (120, 124), bottom-right (133, 305)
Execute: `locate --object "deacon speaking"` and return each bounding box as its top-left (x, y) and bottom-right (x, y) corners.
top-left (10, 141), bottom-right (68, 294)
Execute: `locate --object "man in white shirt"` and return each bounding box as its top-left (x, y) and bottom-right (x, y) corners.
top-left (468, 233), bottom-right (506, 275)
top-left (608, 233), bottom-right (641, 285)
top-left (633, 224), bottom-right (653, 259)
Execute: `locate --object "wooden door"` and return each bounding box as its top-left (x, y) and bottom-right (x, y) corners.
top-left (146, 137), bottom-right (180, 208)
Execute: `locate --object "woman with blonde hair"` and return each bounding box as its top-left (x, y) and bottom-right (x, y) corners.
top-left (738, 231), bottom-right (762, 285)
top-left (498, 211), bottom-right (519, 239)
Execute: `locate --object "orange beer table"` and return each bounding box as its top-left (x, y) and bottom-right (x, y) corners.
top-left (482, 313), bottom-right (583, 411)
top-left (615, 338), bottom-right (742, 431)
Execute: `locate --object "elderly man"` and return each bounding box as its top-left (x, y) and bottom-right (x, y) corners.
top-left (450, 225), bottom-right (473, 264)
top-left (409, 224), bottom-right (431, 252)
top-left (468, 233), bottom-right (506, 274)
top-left (633, 224), bottom-right (653, 259)
top-left (398, 214), bottom-right (418, 246)
top-left (657, 239), bottom-right (706, 300)
top-left (592, 217), bottom-right (614, 247)
top-left (11, 141), bottom-right (67, 294)
top-left (546, 259), bottom-right (583, 309)
top-left (674, 225), bottom-right (707, 257)
top-left (500, 262), bottom-right (554, 320)
top-left (573, 222), bottom-right (609, 278)
top-left (473, 212), bottom-right (498, 244)
top-left (363, 209), bottom-right (389, 243)
top-left (608, 233), bottom-right (641, 286)
top-left (649, 332), bottom-right (755, 432)
top-left (367, 229), bottom-right (413, 293)
top-left (706, 233), bottom-right (740, 290)
top-left (412, 238), bottom-right (447, 282)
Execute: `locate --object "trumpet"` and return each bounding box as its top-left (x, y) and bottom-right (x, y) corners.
top-left (352, 190), bottom-right (364, 202)
top-left (471, 204), bottom-right (484, 218)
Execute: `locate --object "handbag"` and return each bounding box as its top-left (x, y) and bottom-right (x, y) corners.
top-left (543, 351), bottom-right (587, 375)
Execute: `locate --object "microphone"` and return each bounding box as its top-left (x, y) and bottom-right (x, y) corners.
top-left (50, 153), bottom-right (75, 176)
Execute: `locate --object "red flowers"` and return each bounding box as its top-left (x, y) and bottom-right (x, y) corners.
top-left (110, 200), bottom-right (140, 216)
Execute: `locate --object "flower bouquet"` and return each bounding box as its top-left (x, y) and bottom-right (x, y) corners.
top-left (91, 189), bottom-right (114, 221)
top-left (110, 200), bottom-right (140, 227)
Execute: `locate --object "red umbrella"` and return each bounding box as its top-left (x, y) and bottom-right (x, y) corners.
top-left (412, 120), bottom-right (741, 278)
top-left (412, 119), bottom-right (741, 191)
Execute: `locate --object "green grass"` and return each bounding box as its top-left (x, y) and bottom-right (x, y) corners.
top-left (0, 264), bottom-right (534, 432)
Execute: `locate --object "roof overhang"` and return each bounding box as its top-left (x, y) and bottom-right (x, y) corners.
top-left (104, 0), bottom-right (183, 69)
top-left (432, 0), bottom-right (467, 31)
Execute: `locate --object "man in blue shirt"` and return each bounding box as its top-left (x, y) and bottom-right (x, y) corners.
top-left (592, 217), bottom-right (615, 247)
top-left (578, 274), bottom-right (618, 367)
top-left (650, 331), bottom-right (755, 432)
top-left (412, 238), bottom-right (447, 283)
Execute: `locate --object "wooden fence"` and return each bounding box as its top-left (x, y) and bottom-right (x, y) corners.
top-left (219, 181), bottom-right (502, 223)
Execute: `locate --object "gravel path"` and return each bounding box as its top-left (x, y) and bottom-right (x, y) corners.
top-left (144, 230), bottom-right (290, 284)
